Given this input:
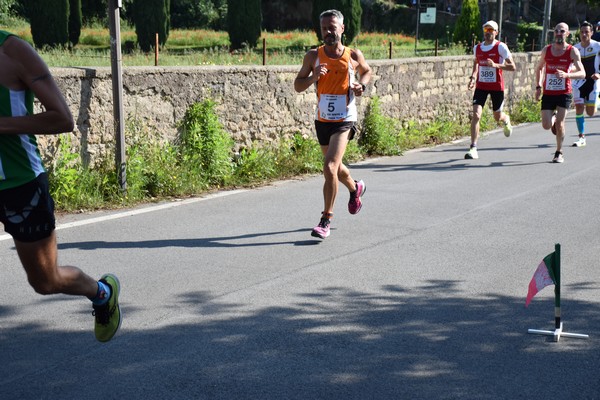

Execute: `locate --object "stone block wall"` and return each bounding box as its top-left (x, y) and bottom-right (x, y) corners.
top-left (44, 52), bottom-right (539, 166)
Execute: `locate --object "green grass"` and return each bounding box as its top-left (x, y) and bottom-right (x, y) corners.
top-left (0, 23), bottom-right (465, 67)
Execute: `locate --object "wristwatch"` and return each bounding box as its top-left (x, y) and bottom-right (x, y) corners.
top-left (360, 83), bottom-right (366, 91)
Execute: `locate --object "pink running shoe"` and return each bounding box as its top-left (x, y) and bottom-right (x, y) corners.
top-left (348, 180), bottom-right (366, 214)
top-left (311, 217), bottom-right (331, 239)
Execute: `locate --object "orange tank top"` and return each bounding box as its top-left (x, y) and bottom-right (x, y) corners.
top-left (314, 46), bottom-right (357, 122)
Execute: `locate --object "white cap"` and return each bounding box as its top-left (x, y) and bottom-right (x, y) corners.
top-left (483, 20), bottom-right (498, 31)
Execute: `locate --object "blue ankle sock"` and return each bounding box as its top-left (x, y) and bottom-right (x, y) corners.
top-left (576, 114), bottom-right (585, 135)
top-left (90, 281), bottom-right (111, 306)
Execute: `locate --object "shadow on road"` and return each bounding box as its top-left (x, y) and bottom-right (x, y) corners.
top-left (57, 228), bottom-right (323, 250)
top-left (1, 281), bottom-right (598, 399)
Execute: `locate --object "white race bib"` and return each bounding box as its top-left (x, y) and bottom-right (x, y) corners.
top-left (318, 94), bottom-right (346, 120)
top-left (478, 66), bottom-right (497, 83)
top-left (545, 73), bottom-right (566, 91)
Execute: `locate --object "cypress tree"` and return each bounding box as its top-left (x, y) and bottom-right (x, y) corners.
top-left (227, 0), bottom-right (261, 50)
top-left (68, 0), bottom-right (82, 47)
top-left (453, 0), bottom-right (481, 51)
top-left (81, 0), bottom-right (108, 23)
top-left (133, 0), bottom-right (170, 52)
top-left (29, 0), bottom-right (70, 48)
top-left (312, 0), bottom-right (362, 45)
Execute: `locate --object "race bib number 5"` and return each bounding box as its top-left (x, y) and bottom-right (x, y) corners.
top-left (545, 73), bottom-right (566, 91)
top-left (319, 94), bottom-right (346, 120)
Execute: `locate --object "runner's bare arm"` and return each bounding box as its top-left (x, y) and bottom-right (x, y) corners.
top-left (294, 50), bottom-right (324, 93)
top-left (565, 47), bottom-right (585, 80)
top-left (0, 35), bottom-right (73, 135)
top-left (534, 47), bottom-right (547, 101)
top-left (351, 48), bottom-right (372, 86)
top-left (468, 58), bottom-right (478, 89)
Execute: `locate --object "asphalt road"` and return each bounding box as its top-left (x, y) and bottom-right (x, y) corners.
top-left (1, 114), bottom-right (599, 400)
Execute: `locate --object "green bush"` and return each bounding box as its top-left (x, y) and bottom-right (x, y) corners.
top-left (359, 96), bottom-right (403, 156)
top-left (517, 22), bottom-right (542, 52)
top-left (170, 0), bottom-right (226, 30)
top-left (510, 96), bottom-right (541, 124)
top-left (178, 99), bottom-right (235, 187)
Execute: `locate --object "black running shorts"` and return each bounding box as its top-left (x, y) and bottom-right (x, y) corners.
top-left (0, 173), bottom-right (56, 242)
top-left (314, 120), bottom-right (357, 146)
top-left (472, 89), bottom-right (505, 112)
top-left (541, 94), bottom-right (573, 110)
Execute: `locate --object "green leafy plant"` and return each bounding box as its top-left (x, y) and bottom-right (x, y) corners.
top-left (509, 96), bottom-right (541, 124)
top-left (43, 94), bottom-right (541, 212)
top-left (178, 99), bottom-right (235, 187)
top-left (359, 95), bottom-right (403, 156)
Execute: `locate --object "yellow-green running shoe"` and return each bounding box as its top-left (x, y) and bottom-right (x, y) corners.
top-left (92, 274), bottom-right (122, 342)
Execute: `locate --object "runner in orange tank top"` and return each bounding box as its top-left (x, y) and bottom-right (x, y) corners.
top-left (534, 22), bottom-right (585, 163)
top-left (294, 9), bottom-right (372, 239)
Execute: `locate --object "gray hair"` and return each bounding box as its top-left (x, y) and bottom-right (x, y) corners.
top-left (319, 9), bottom-right (344, 24)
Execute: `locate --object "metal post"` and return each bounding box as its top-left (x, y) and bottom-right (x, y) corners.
top-left (262, 38), bottom-right (266, 66)
top-left (108, 0), bottom-right (126, 192)
top-left (541, 0), bottom-right (553, 47)
top-left (497, 0), bottom-right (503, 40)
top-left (415, 0), bottom-right (420, 54)
top-left (554, 243), bottom-right (561, 329)
top-left (155, 33), bottom-right (159, 66)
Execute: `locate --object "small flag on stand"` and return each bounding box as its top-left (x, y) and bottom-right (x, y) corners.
top-left (525, 251), bottom-right (557, 307)
top-left (526, 244), bottom-right (589, 341)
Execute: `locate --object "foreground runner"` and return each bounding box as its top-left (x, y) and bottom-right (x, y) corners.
top-left (0, 31), bottom-right (121, 342)
top-left (294, 9), bottom-right (371, 239)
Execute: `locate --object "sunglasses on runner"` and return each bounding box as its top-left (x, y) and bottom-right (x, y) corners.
top-left (483, 27), bottom-right (495, 33)
top-left (555, 29), bottom-right (567, 33)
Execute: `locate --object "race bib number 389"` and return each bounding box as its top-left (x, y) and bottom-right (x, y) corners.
top-left (319, 94), bottom-right (346, 120)
top-left (478, 66), bottom-right (497, 83)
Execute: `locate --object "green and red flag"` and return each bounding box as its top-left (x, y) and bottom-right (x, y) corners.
top-left (525, 251), bottom-right (558, 307)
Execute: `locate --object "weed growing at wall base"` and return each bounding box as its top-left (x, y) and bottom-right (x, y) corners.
top-left (46, 96), bottom-right (541, 212)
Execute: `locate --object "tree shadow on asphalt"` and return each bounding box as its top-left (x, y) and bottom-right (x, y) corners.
top-left (350, 144), bottom-right (555, 173)
top-left (1, 280), bottom-right (598, 400)
top-left (57, 227), bottom-right (323, 250)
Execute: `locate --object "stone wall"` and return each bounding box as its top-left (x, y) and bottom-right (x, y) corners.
top-left (45, 52), bottom-right (539, 166)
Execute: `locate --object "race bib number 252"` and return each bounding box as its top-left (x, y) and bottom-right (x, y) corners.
top-left (545, 73), bottom-right (566, 91)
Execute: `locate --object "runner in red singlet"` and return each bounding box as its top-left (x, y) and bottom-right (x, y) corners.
top-left (534, 22), bottom-right (585, 163)
top-left (465, 20), bottom-right (516, 160)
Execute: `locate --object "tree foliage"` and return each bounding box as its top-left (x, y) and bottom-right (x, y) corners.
top-left (29, 0), bottom-right (70, 48)
top-left (68, 0), bottom-right (82, 46)
top-left (81, 0), bottom-right (106, 23)
top-left (227, 0), bottom-right (261, 50)
top-left (133, 0), bottom-right (170, 52)
top-left (171, 0), bottom-right (226, 30)
top-left (312, 0), bottom-right (362, 45)
top-left (453, 0), bottom-right (480, 50)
